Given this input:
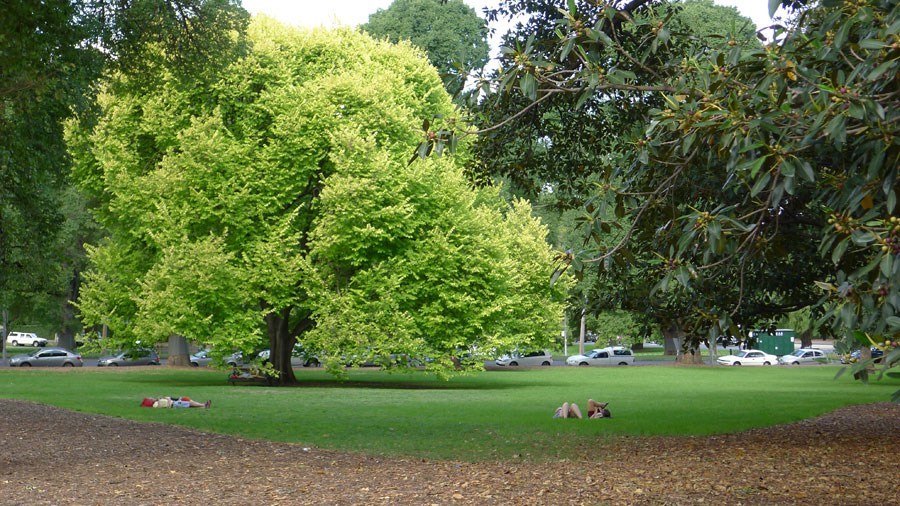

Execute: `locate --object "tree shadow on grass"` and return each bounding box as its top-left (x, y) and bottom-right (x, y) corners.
top-left (285, 378), bottom-right (530, 390)
top-left (114, 369), bottom-right (544, 390)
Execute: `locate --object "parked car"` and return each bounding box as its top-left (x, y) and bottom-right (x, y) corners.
top-left (97, 349), bottom-right (160, 366)
top-left (717, 349), bottom-right (777, 366)
top-left (190, 349), bottom-right (246, 367)
top-left (6, 332), bottom-right (48, 347)
top-left (841, 347), bottom-right (885, 364)
top-left (259, 345), bottom-right (320, 367)
top-left (566, 346), bottom-right (634, 366)
top-left (495, 350), bottom-right (553, 367)
top-left (9, 347), bottom-right (83, 367)
top-left (779, 348), bottom-right (829, 365)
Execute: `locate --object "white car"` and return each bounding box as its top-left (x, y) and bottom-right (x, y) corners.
top-left (566, 346), bottom-right (634, 366)
top-left (495, 350), bottom-right (553, 367)
top-left (6, 332), bottom-right (48, 347)
top-left (717, 349), bottom-right (777, 366)
top-left (778, 348), bottom-right (828, 365)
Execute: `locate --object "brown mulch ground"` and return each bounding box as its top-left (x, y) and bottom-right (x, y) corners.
top-left (1, 399), bottom-right (898, 505)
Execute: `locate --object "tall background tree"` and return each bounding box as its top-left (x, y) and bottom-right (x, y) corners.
top-left (1, 0), bottom-right (247, 354)
top-left (361, 0), bottom-right (490, 99)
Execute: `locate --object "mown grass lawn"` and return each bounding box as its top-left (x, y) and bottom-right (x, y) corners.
top-left (1, 365), bottom-right (896, 461)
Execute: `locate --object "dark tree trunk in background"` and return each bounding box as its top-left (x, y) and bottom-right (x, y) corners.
top-left (167, 335), bottom-right (190, 366)
top-left (800, 329), bottom-right (812, 348)
top-left (662, 324), bottom-right (681, 356)
top-left (58, 267), bottom-right (81, 351)
top-left (676, 345), bottom-right (704, 364)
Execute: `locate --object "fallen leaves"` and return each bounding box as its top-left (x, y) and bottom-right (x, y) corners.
top-left (1, 400), bottom-right (899, 505)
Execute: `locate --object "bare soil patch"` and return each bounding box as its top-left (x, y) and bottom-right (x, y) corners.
top-left (1, 399), bottom-right (897, 505)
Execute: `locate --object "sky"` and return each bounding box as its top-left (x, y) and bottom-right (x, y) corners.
top-left (241, 1), bottom-right (777, 40)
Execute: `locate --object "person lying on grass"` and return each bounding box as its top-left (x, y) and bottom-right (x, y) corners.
top-left (141, 396), bottom-right (211, 408)
top-left (553, 399), bottom-right (610, 419)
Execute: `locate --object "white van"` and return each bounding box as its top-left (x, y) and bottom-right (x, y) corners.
top-left (6, 332), bottom-right (48, 347)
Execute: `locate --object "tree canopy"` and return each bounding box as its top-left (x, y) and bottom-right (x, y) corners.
top-left (70, 16), bottom-right (566, 382)
top-left (476, 0), bottom-right (900, 380)
top-left (361, 0), bottom-right (490, 98)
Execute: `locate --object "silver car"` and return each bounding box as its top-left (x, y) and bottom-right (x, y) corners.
top-left (778, 348), bottom-right (828, 365)
top-left (97, 349), bottom-right (160, 366)
top-left (10, 347), bottom-right (83, 367)
top-left (190, 349), bottom-right (245, 367)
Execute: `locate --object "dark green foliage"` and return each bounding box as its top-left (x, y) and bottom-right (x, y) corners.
top-left (0, 0), bottom-right (247, 330)
top-left (481, 0), bottom-right (900, 384)
top-left (362, 0), bottom-right (490, 97)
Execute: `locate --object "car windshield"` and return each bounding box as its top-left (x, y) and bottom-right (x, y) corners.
top-left (736, 351), bottom-right (750, 358)
top-left (787, 350), bottom-right (804, 357)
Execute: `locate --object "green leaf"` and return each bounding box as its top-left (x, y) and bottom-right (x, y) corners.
top-left (674, 265), bottom-right (691, 287)
top-left (560, 37), bottom-right (575, 61)
top-left (797, 160), bottom-right (815, 182)
top-left (832, 237), bottom-right (849, 265)
top-left (868, 149), bottom-right (885, 181)
top-left (851, 230), bottom-right (875, 245)
top-left (833, 18), bottom-right (853, 49)
top-left (886, 316), bottom-right (900, 329)
top-left (750, 172), bottom-right (771, 197)
top-left (768, 0), bottom-right (780, 17)
top-left (567, 0), bottom-right (577, 16)
top-left (868, 61), bottom-right (893, 81)
top-left (825, 114), bottom-right (846, 147)
top-left (881, 254), bottom-right (893, 278)
top-left (657, 28), bottom-right (670, 44)
top-left (852, 329), bottom-right (870, 345)
top-left (708, 220), bottom-right (721, 243)
top-left (520, 72), bottom-right (537, 101)
top-left (779, 159), bottom-right (795, 177)
top-left (749, 155), bottom-right (767, 177)
top-left (858, 38), bottom-right (886, 50)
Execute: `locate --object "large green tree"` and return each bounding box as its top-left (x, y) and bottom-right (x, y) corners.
top-left (472, 0), bottom-right (780, 361)
top-left (361, 0), bottom-right (490, 98)
top-left (476, 0), bottom-right (900, 385)
top-left (71, 17), bottom-right (565, 383)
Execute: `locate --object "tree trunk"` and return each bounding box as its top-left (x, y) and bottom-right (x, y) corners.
top-left (57, 333), bottom-right (75, 351)
top-left (266, 308), bottom-right (298, 386)
top-left (662, 325), bottom-right (680, 356)
top-left (167, 335), bottom-right (190, 366)
top-left (860, 346), bottom-right (875, 374)
top-left (579, 309), bottom-right (586, 355)
top-left (58, 266), bottom-right (80, 351)
top-left (2, 309), bottom-right (7, 363)
top-left (676, 346), bottom-right (704, 364)
top-left (800, 329), bottom-right (812, 348)
top-left (707, 339), bottom-right (718, 364)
